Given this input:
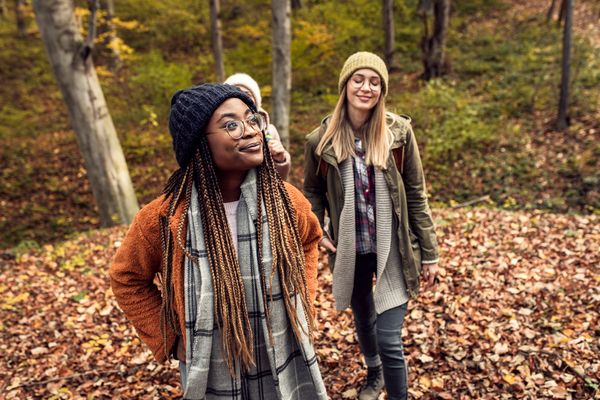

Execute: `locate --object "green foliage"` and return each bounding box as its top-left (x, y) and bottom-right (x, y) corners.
top-left (560, 142), bottom-right (600, 212)
top-left (0, 106), bottom-right (36, 139)
top-left (394, 79), bottom-right (497, 164)
top-left (223, 19), bottom-right (272, 87)
top-left (0, 21), bottom-right (67, 138)
top-left (129, 51), bottom-right (194, 118)
top-left (114, 0), bottom-right (210, 56)
top-left (451, 0), bottom-right (509, 16)
top-left (569, 42), bottom-right (600, 117)
top-left (291, 0), bottom-right (382, 94)
top-left (11, 240), bottom-right (41, 258)
top-left (392, 1), bottom-right (422, 73)
top-left (71, 290), bottom-right (89, 302)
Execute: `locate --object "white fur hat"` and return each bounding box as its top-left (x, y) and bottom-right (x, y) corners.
top-left (224, 73), bottom-right (262, 108)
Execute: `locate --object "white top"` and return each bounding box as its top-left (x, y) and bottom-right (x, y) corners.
top-left (223, 200), bottom-right (240, 255)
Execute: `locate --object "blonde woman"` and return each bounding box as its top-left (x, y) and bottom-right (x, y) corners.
top-left (303, 52), bottom-right (439, 400)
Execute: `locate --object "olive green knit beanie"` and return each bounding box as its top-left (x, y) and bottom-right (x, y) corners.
top-left (338, 51), bottom-right (389, 96)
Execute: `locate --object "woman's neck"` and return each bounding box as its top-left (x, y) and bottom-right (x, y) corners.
top-left (348, 107), bottom-right (370, 133)
top-left (216, 170), bottom-right (246, 202)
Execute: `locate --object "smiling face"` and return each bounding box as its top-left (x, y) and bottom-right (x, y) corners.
top-left (205, 98), bottom-right (264, 174)
top-left (345, 68), bottom-right (382, 114)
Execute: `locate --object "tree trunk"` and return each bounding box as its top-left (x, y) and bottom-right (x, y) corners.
top-left (556, 0), bottom-right (572, 131)
top-left (557, 0), bottom-right (566, 27)
top-left (291, 0), bottom-right (301, 10)
top-left (101, 0), bottom-right (122, 70)
top-left (209, 0), bottom-right (225, 82)
top-left (546, 0), bottom-right (557, 22)
top-left (32, 0), bottom-right (139, 226)
top-left (1, 0), bottom-right (8, 19)
top-left (271, 0), bottom-right (291, 148)
top-left (15, 0), bottom-right (26, 36)
top-left (383, 0), bottom-right (395, 69)
top-left (419, 0), bottom-right (450, 80)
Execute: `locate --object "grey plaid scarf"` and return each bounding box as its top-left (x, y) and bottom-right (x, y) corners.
top-left (182, 169), bottom-right (328, 400)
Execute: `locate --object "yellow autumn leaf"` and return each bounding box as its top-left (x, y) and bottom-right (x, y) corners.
top-left (2, 292), bottom-right (29, 308)
top-left (503, 373), bottom-right (517, 384)
top-left (562, 329), bottom-right (574, 337)
top-left (431, 377), bottom-right (444, 390)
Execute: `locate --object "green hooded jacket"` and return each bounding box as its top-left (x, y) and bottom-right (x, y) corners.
top-left (303, 112), bottom-right (439, 297)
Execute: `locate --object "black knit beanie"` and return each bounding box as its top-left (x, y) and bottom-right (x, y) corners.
top-left (168, 83), bottom-right (257, 168)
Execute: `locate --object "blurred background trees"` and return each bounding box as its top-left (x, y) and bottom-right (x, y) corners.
top-left (210, 0), bottom-right (225, 81)
top-left (1, 0), bottom-right (598, 247)
top-left (383, 0), bottom-right (395, 69)
top-left (271, 0), bottom-right (292, 148)
top-left (417, 0), bottom-right (450, 80)
top-left (556, 0), bottom-right (572, 130)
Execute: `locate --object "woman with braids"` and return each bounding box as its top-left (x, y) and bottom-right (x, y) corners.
top-left (110, 83), bottom-right (328, 399)
top-left (303, 52), bottom-right (439, 400)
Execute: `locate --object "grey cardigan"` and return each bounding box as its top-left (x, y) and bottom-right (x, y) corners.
top-left (332, 158), bottom-right (409, 313)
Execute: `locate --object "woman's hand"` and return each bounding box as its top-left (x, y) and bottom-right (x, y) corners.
top-left (421, 262), bottom-right (438, 288)
top-left (318, 236), bottom-right (337, 253)
top-left (268, 139), bottom-right (287, 163)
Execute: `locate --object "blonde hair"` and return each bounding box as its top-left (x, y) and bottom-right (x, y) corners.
top-left (316, 86), bottom-right (391, 170)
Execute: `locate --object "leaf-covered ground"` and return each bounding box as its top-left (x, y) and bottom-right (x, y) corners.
top-left (0, 207), bottom-right (598, 399)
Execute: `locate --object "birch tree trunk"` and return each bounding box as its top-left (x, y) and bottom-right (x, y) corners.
top-left (32, 0), bottom-right (139, 226)
top-left (271, 0), bottom-right (291, 148)
top-left (383, 0), bottom-right (395, 69)
top-left (210, 0), bottom-right (225, 82)
top-left (556, 0), bottom-right (572, 131)
top-left (419, 0), bottom-right (450, 80)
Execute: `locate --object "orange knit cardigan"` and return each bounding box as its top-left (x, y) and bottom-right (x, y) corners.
top-left (109, 182), bottom-right (322, 363)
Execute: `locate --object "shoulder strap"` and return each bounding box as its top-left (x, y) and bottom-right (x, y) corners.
top-left (392, 146), bottom-right (405, 175)
top-left (389, 112), bottom-right (408, 175)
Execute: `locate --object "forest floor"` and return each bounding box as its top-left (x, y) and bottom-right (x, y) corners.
top-left (1, 207), bottom-right (598, 399)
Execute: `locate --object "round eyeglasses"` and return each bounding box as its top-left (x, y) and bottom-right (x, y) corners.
top-left (207, 113), bottom-right (267, 140)
top-left (349, 75), bottom-right (382, 92)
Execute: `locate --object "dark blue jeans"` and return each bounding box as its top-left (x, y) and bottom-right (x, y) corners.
top-left (179, 361), bottom-right (187, 390)
top-left (351, 253), bottom-right (408, 400)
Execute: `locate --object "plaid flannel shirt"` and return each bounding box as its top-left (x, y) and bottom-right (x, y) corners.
top-left (353, 137), bottom-right (377, 254)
